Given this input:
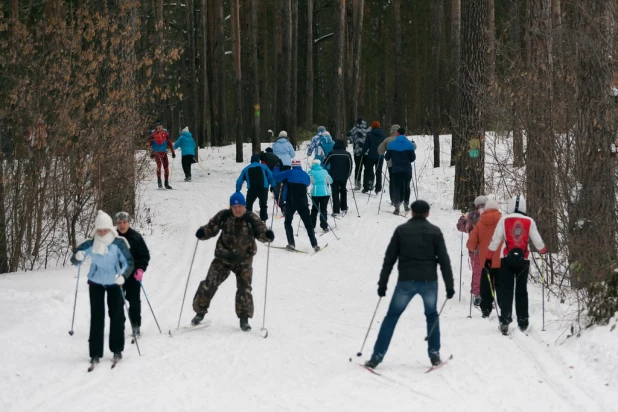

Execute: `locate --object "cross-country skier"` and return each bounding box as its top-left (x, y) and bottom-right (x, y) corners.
top-left (307, 126), bottom-right (326, 158)
top-left (260, 147), bottom-right (282, 171)
top-left (466, 199), bottom-right (502, 318)
top-left (378, 124), bottom-right (403, 204)
top-left (308, 159), bottom-right (333, 232)
top-left (384, 129), bottom-right (416, 215)
top-left (346, 117), bottom-right (370, 190)
top-left (236, 154), bottom-right (275, 222)
top-left (365, 200), bottom-right (454, 368)
top-left (173, 127), bottom-right (197, 182)
top-left (323, 139), bottom-right (353, 217)
top-left (457, 195), bottom-right (488, 306)
top-left (71, 210), bottom-right (134, 366)
top-left (272, 130), bottom-right (296, 214)
top-left (191, 192), bottom-right (275, 331)
top-left (486, 195), bottom-right (546, 334)
top-left (114, 211), bottom-right (151, 336)
top-left (314, 131), bottom-right (335, 162)
top-left (149, 120), bottom-right (176, 189)
top-left (274, 159), bottom-right (320, 251)
top-left (362, 121), bottom-right (386, 194)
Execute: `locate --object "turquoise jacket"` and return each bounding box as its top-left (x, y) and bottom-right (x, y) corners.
top-left (308, 162), bottom-right (333, 197)
top-left (71, 238), bottom-right (134, 286)
top-left (174, 131), bottom-right (196, 157)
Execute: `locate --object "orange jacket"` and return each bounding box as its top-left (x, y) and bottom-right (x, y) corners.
top-left (467, 209), bottom-right (503, 268)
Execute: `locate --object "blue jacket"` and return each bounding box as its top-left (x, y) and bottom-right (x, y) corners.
top-left (308, 163), bottom-right (333, 197)
top-left (315, 133), bottom-right (335, 162)
top-left (363, 128), bottom-right (386, 160)
top-left (272, 137), bottom-right (296, 166)
top-left (71, 238), bottom-right (134, 286)
top-left (274, 166), bottom-right (310, 208)
top-left (174, 131), bottom-right (196, 157)
top-left (385, 135), bottom-right (416, 174)
top-left (237, 155), bottom-right (275, 191)
top-left (307, 133), bottom-right (323, 156)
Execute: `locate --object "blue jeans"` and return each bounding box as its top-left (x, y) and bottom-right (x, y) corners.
top-left (371, 280), bottom-right (440, 363)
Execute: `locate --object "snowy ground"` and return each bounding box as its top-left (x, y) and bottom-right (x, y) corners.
top-left (1, 136), bottom-right (617, 412)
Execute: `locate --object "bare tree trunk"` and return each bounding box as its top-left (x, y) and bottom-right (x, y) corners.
top-left (200, 0), bottom-right (211, 148)
top-left (212, 0), bottom-right (226, 145)
top-left (393, 0), bottom-right (404, 125)
top-left (332, 0), bottom-right (346, 139)
top-left (487, 0), bottom-right (495, 83)
top-left (184, 0), bottom-right (199, 146)
top-left (291, 0), bottom-right (298, 144)
top-left (249, 0), bottom-right (261, 153)
top-left (350, 0), bottom-right (364, 122)
top-left (450, 0), bottom-right (461, 166)
top-left (432, 0), bottom-right (444, 168)
top-left (231, 0), bottom-right (243, 161)
top-left (305, 0), bottom-right (314, 129)
top-left (453, 0), bottom-right (488, 209)
top-left (277, 0), bottom-right (292, 144)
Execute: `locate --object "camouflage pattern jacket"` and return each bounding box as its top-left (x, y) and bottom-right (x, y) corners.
top-left (198, 210), bottom-right (270, 264)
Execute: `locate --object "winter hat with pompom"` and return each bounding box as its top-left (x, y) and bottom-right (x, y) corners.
top-left (93, 210), bottom-right (115, 232)
top-left (390, 124), bottom-right (401, 135)
top-left (182, 126), bottom-right (189, 133)
top-left (313, 159), bottom-right (321, 165)
top-left (91, 210), bottom-right (118, 255)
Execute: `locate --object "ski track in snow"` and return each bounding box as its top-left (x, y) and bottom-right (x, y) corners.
top-left (1, 137), bottom-right (616, 412)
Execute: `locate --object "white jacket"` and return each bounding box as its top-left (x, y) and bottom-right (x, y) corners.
top-left (488, 213), bottom-right (546, 260)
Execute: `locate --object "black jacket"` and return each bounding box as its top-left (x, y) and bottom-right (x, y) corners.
top-left (362, 128), bottom-right (386, 160)
top-left (260, 152), bottom-right (282, 171)
top-left (378, 217), bottom-right (454, 290)
top-left (118, 227), bottom-right (150, 274)
top-left (323, 140), bottom-right (352, 181)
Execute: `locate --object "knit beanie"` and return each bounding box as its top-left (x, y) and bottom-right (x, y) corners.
top-left (390, 124), bottom-right (400, 135)
top-left (357, 116), bottom-right (365, 124)
top-left (250, 154), bottom-right (261, 163)
top-left (278, 130), bottom-right (288, 138)
top-left (313, 159), bottom-right (321, 165)
top-left (371, 121), bottom-right (381, 129)
top-left (182, 126), bottom-right (189, 133)
top-left (484, 199), bottom-right (499, 211)
top-left (230, 192), bottom-right (246, 207)
top-left (474, 195), bottom-right (488, 207)
top-left (317, 126), bottom-right (326, 134)
top-left (94, 210), bottom-right (115, 231)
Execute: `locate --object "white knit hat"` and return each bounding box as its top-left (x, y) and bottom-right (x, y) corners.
top-left (313, 159), bottom-right (321, 165)
top-left (90, 210), bottom-right (118, 238)
top-left (507, 195), bottom-right (527, 214)
top-left (182, 126), bottom-right (189, 132)
top-left (278, 130), bottom-right (288, 138)
top-left (484, 199), bottom-right (499, 211)
top-left (474, 195), bottom-right (488, 207)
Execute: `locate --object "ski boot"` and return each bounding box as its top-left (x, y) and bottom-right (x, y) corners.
top-left (191, 313), bottom-right (206, 326)
top-left (364, 359), bottom-right (380, 369)
top-left (113, 352), bottom-right (122, 361)
top-left (481, 310), bottom-right (491, 319)
top-left (404, 204), bottom-right (410, 213)
top-left (393, 207), bottom-right (400, 215)
top-left (240, 316), bottom-right (251, 332)
top-left (322, 227), bottom-right (329, 233)
top-left (164, 180), bottom-right (172, 190)
top-left (90, 356), bottom-right (100, 365)
top-left (314, 245), bottom-right (321, 252)
top-left (157, 178), bottom-right (163, 189)
top-left (132, 325), bottom-right (140, 337)
top-left (518, 317), bottom-right (529, 332)
top-left (499, 322), bottom-right (509, 335)
top-left (429, 352), bottom-right (442, 366)
top-left (473, 296), bottom-right (482, 307)
top-left (285, 244), bottom-right (296, 251)
top-left (354, 181), bottom-right (361, 191)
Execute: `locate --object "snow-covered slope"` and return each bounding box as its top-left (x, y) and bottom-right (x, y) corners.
top-left (1, 136), bottom-right (616, 412)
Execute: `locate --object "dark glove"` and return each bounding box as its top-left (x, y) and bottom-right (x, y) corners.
top-left (377, 285), bottom-right (387, 297)
top-left (150, 152), bottom-right (155, 159)
top-left (172, 153), bottom-right (176, 159)
top-left (446, 288), bottom-right (455, 299)
top-left (484, 259), bottom-right (492, 269)
top-left (195, 227), bottom-right (206, 239)
top-left (265, 230), bottom-right (275, 242)
top-left (270, 187), bottom-right (274, 193)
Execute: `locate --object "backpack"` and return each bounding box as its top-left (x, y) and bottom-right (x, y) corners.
top-left (317, 134), bottom-right (334, 159)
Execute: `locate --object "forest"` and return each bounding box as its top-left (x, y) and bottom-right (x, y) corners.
top-left (0, 0), bottom-right (617, 325)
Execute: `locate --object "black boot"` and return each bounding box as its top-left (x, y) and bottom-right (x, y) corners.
top-left (113, 352), bottom-right (122, 361)
top-left (240, 316), bottom-right (251, 332)
top-left (158, 178), bottom-right (163, 189)
top-left (165, 180), bottom-right (172, 190)
top-left (429, 352), bottom-right (442, 366)
top-left (191, 313), bottom-right (205, 326)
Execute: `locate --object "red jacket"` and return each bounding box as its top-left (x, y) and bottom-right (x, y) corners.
top-left (487, 213), bottom-right (546, 260)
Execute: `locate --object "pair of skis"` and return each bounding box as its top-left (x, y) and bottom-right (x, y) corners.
top-left (270, 244), bottom-right (328, 254)
top-left (357, 354), bottom-right (453, 376)
top-left (88, 357), bottom-right (120, 372)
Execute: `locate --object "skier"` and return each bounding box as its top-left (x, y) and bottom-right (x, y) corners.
top-left (274, 159), bottom-right (320, 251)
top-left (457, 195), bottom-right (488, 306)
top-left (486, 195), bottom-right (547, 334)
top-left (308, 159), bottom-right (333, 232)
top-left (466, 199), bottom-right (502, 318)
top-left (384, 129), bottom-right (416, 215)
top-left (260, 147), bottom-right (282, 171)
top-left (149, 120), bottom-right (176, 189)
top-left (346, 117), bottom-right (370, 190)
top-left (191, 192), bottom-right (275, 331)
top-left (365, 200), bottom-right (455, 369)
top-left (306, 126), bottom-right (327, 158)
top-left (362, 121), bottom-right (386, 194)
top-left (71, 210), bottom-right (134, 366)
top-left (236, 154), bottom-right (275, 222)
top-left (114, 211), bottom-right (151, 336)
top-left (272, 130), bottom-right (296, 214)
top-left (173, 127), bottom-right (197, 182)
top-left (314, 131), bottom-right (335, 162)
top-left (378, 124), bottom-right (404, 204)
top-left (323, 139), bottom-right (353, 217)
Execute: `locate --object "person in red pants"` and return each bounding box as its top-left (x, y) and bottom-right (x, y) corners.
top-left (149, 120), bottom-right (176, 189)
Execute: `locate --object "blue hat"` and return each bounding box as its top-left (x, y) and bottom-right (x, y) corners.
top-left (230, 192), bottom-right (246, 207)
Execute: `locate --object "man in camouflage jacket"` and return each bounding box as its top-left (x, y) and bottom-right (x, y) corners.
top-left (191, 192), bottom-right (275, 331)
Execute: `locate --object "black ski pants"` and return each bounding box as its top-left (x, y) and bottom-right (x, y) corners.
top-left (124, 275), bottom-right (141, 327)
top-left (480, 268), bottom-right (500, 315)
top-left (246, 187), bottom-right (269, 221)
top-left (387, 166), bottom-right (404, 203)
top-left (391, 172), bottom-right (411, 207)
top-left (274, 166), bottom-right (291, 210)
top-left (89, 282), bottom-right (125, 358)
top-left (363, 158), bottom-right (383, 192)
top-left (497, 259), bottom-right (530, 327)
top-left (284, 203), bottom-right (317, 247)
top-left (181, 155), bottom-right (193, 178)
top-left (354, 155), bottom-right (364, 185)
top-left (310, 196), bottom-right (329, 230)
top-left (331, 180), bottom-right (348, 213)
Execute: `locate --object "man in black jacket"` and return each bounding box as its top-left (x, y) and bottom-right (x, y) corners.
top-left (365, 201), bottom-right (455, 369)
top-left (115, 212), bottom-right (151, 337)
top-left (323, 139), bottom-right (352, 216)
top-left (259, 147), bottom-right (282, 171)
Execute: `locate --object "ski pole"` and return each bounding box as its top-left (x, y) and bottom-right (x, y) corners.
top-left (121, 287), bottom-right (141, 356)
top-left (193, 156), bottom-right (210, 175)
top-left (377, 163), bottom-right (388, 214)
top-left (347, 176), bottom-right (361, 217)
top-left (328, 196), bottom-right (337, 228)
top-left (308, 194), bottom-right (339, 240)
top-left (140, 281), bottom-right (162, 334)
top-left (458, 229), bottom-right (464, 301)
top-left (487, 270), bottom-right (501, 322)
top-left (425, 299), bottom-right (448, 341)
top-left (355, 154), bottom-right (364, 188)
top-left (541, 254), bottom-right (546, 331)
top-left (295, 213), bottom-right (302, 237)
top-left (413, 161), bottom-right (419, 199)
top-left (467, 293), bottom-right (473, 318)
top-left (355, 297), bottom-right (381, 358)
top-left (269, 192), bottom-right (277, 230)
top-left (170, 155), bottom-right (175, 182)
top-left (177, 239), bottom-right (199, 328)
top-left (69, 264), bottom-right (82, 336)
top-left (261, 239), bottom-right (272, 339)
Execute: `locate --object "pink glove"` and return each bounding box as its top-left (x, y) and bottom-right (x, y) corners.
top-left (134, 269), bottom-right (144, 281)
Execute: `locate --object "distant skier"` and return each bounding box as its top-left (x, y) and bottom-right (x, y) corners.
top-left (384, 128), bottom-right (416, 215)
top-left (307, 126), bottom-right (327, 158)
top-left (466, 199), bottom-right (502, 318)
top-left (114, 211), bottom-right (151, 337)
top-left (174, 127), bottom-right (197, 182)
top-left (378, 124), bottom-right (403, 204)
top-left (314, 131), bottom-right (335, 163)
top-left (191, 192), bottom-right (275, 331)
top-left (308, 159), bottom-right (333, 232)
top-left (236, 154), bottom-right (275, 222)
top-left (260, 147), bottom-right (282, 171)
top-left (346, 117), bottom-right (370, 190)
top-left (149, 120), bottom-right (176, 189)
top-left (272, 130), bottom-right (296, 213)
top-left (457, 195), bottom-right (488, 306)
top-left (486, 195), bottom-right (546, 334)
top-left (71, 210), bottom-right (134, 366)
top-left (274, 159), bottom-right (320, 251)
top-left (365, 200), bottom-right (454, 369)
top-left (362, 121), bottom-right (386, 194)
top-left (323, 139), bottom-right (353, 217)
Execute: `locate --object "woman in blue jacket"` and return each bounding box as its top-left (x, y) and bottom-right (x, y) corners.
top-left (308, 160), bottom-right (333, 232)
top-left (272, 130), bottom-right (296, 167)
top-left (174, 127), bottom-right (197, 181)
top-left (71, 210), bottom-right (134, 367)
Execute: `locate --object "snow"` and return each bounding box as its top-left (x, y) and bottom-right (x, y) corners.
top-left (1, 136), bottom-right (617, 412)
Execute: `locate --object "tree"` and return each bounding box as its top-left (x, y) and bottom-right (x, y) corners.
top-left (304, 0), bottom-right (314, 129)
top-left (431, 0), bottom-right (444, 168)
top-left (331, 0), bottom-right (347, 139)
top-left (231, 0), bottom-right (243, 161)
top-left (350, 0), bottom-right (364, 122)
top-left (449, 0), bottom-right (461, 167)
top-left (392, 0), bottom-right (404, 125)
top-left (200, 0), bottom-right (212, 148)
top-left (249, 0), bottom-right (261, 154)
top-left (277, 0), bottom-right (293, 144)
